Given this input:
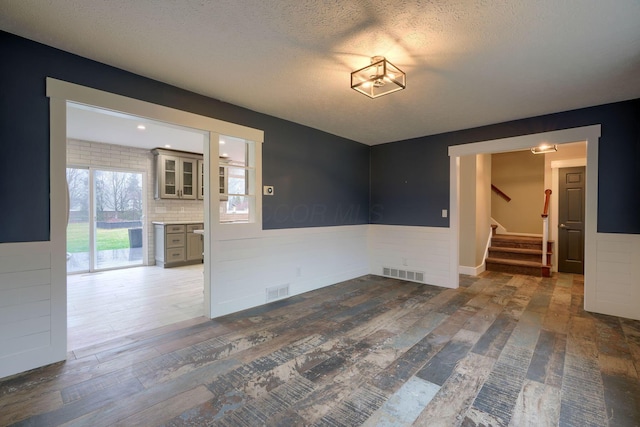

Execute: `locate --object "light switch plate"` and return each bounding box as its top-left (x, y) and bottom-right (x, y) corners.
top-left (263, 185), bottom-right (274, 196)
top-left (442, 209), bottom-right (448, 218)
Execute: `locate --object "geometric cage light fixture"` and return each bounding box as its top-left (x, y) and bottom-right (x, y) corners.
top-left (351, 56), bottom-right (406, 98)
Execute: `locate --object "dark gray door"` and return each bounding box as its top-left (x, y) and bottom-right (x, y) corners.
top-left (558, 166), bottom-right (585, 274)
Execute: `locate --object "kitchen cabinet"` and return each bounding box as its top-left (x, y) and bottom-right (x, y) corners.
top-left (153, 149), bottom-right (201, 200)
top-left (186, 224), bottom-right (204, 261)
top-left (153, 222), bottom-right (203, 268)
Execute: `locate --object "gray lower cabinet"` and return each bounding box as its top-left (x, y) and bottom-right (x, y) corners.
top-left (154, 223), bottom-right (203, 268)
top-left (186, 224), bottom-right (204, 261)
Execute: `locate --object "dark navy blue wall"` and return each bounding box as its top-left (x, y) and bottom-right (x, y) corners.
top-left (371, 99), bottom-right (640, 233)
top-left (2, 31), bottom-right (639, 243)
top-left (370, 137), bottom-right (450, 226)
top-left (0, 31), bottom-right (369, 243)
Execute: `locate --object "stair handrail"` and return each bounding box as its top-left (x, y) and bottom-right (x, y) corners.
top-left (541, 189), bottom-right (552, 265)
top-left (491, 184), bottom-right (511, 202)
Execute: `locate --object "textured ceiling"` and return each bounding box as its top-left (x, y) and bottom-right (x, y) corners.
top-left (1, 0), bottom-right (640, 145)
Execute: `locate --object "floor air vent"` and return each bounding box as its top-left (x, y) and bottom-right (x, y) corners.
top-left (266, 285), bottom-right (289, 302)
top-left (382, 267), bottom-right (425, 283)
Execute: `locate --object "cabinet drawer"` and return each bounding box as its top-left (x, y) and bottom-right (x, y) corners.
top-left (166, 224), bottom-right (185, 233)
top-left (166, 247), bottom-right (185, 262)
top-left (166, 233), bottom-right (185, 248)
top-left (187, 223), bottom-right (203, 233)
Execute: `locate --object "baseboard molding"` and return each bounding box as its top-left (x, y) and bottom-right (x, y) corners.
top-left (459, 263), bottom-right (485, 276)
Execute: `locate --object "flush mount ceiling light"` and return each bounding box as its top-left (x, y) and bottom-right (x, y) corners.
top-left (531, 144), bottom-right (558, 154)
top-left (351, 56), bottom-right (406, 98)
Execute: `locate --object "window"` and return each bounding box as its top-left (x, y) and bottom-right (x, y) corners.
top-left (219, 136), bottom-right (256, 224)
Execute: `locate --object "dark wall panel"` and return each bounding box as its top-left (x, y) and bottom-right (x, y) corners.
top-left (0, 31), bottom-right (369, 243)
top-left (370, 99), bottom-right (640, 233)
top-left (263, 124), bottom-right (369, 228)
top-left (370, 137), bottom-right (450, 226)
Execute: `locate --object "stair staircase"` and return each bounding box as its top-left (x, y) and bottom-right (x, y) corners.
top-left (486, 228), bottom-right (553, 277)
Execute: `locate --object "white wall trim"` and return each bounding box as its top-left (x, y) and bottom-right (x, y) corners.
top-left (459, 264), bottom-right (486, 276)
top-left (449, 125), bottom-right (601, 314)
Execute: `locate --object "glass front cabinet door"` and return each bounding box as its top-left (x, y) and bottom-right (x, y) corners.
top-left (153, 149), bottom-right (200, 200)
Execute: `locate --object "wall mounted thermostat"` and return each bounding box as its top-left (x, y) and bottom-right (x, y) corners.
top-left (263, 185), bottom-right (274, 195)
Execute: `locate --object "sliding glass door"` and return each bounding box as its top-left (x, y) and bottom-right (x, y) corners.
top-left (67, 167), bottom-right (144, 273)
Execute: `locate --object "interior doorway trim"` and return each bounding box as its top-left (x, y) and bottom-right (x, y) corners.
top-left (47, 77), bottom-right (264, 354)
top-left (448, 125), bottom-right (601, 312)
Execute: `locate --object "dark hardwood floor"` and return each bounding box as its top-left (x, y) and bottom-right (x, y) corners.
top-left (1, 272), bottom-right (639, 426)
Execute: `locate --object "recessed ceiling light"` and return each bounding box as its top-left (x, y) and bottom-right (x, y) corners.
top-left (137, 124), bottom-right (146, 130)
top-left (220, 140), bottom-right (225, 144)
top-left (221, 152), bottom-right (228, 157)
top-left (164, 144), bottom-right (171, 148)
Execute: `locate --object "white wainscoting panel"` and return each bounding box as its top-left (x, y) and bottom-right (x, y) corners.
top-left (209, 225), bottom-right (369, 317)
top-left (368, 225), bottom-right (454, 288)
top-left (593, 233), bottom-right (640, 320)
top-left (0, 242), bottom-right (58, 378)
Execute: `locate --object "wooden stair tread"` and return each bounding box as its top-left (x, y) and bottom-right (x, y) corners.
top-left (488, 246), bottom-right (544, 255)
top-left (491, 234), bottom-right (554, 243)
top-left (485, 257), bottom-right (550, 268)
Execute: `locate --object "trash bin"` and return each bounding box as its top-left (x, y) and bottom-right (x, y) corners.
top-left (128, 228), bottom-right (142, 248)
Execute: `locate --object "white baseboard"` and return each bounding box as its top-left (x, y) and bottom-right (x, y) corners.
top-left (459, 263), bottom-right (485, 276)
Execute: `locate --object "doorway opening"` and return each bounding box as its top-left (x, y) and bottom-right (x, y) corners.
top-left (64, 102), bottom-right (208, 351)
top-left (47, 77), bottom-right (264, 366)
top-left (483, 143), bottom-right (587, 275)
top-left (448, 125), bottom-right (600, 312)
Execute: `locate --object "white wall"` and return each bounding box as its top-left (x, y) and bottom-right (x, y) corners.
top-left (368, 225), bottom-right (454, 289)
top-left (0, 243), bottom-right (62, 379)
top-left (210, 225), bottom-right (370, 317)
top-left (592, 233), bottom-right (640, 320)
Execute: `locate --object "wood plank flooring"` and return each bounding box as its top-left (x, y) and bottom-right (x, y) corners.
top-left (1, 272), bottom-right (639, 426)
top-left (67, 265), bottom-right (204, 351)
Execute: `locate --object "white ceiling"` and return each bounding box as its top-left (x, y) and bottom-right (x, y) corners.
top-left (2, 0), bottom-right (640, 145)
top-left (67, 103), bottom-right (208, 154)
top-left (66, 104), bottom-right (248, 160)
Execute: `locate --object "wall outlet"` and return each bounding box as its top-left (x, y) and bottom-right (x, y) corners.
top-left (180, 207), bottom-right (185, 213)
top-left (442, 209), bottom-right (448, 218)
